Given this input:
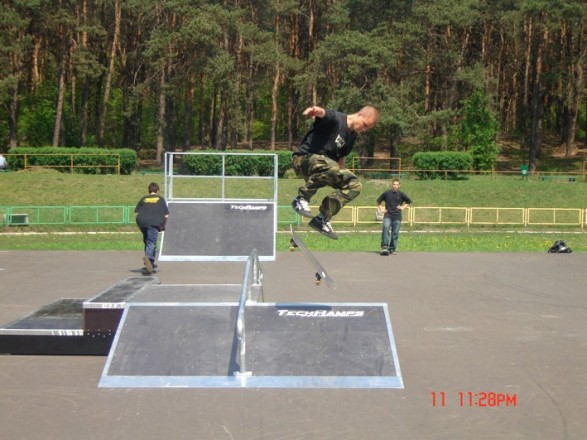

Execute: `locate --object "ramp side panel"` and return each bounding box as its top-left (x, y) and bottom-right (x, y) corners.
top-left (159, 202), bottom-right (275, 261)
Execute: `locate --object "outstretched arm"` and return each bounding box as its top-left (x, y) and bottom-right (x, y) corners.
top-left (303, 106), bottom-right (326, 118)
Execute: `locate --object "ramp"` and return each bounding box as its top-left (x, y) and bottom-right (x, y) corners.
top-left (100, 251), bottom-right (401, 389)
top-left (159, 201), bottom-right (275, 261)
top-left (159, 152), bottom-right (278, 262)
top-left (0, 299), bottom-right (111, 355)
top-left (99, 302), bottom-right (402, 389)
top-left (0, 276), bottom-right (159, 355)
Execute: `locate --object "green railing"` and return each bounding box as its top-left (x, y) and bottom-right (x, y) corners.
top-left (0, 205), bottom-right (298, 227)
top-left (1, 205), bottom-right (585, 228)
top-left (1, 206), bottom-right (134, 226)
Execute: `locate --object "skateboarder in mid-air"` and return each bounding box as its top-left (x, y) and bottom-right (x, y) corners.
top-left (291, 105), bottom-right (380, 239)
top-left (135, 182), bottom-right (169, 274)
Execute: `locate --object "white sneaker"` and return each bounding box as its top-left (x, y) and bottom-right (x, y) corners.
top-left (309, 216), bottom-right (338, 240)
top-left (292, 197), bottom-right (312, 218)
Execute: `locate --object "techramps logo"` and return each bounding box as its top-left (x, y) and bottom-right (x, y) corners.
top-left (229, 204), bottom-right (269, 211)
top-left (277, 309), bottom-right (365, 318)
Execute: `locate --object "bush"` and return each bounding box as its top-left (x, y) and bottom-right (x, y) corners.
top-left (182, 153), bottom-right (223, 175)
top-left (412, 151), bottom-right (473, 180)
top-left (7, 147), bottom-right (137, 175)
top-left (181, 150), bottom-right (292, 177)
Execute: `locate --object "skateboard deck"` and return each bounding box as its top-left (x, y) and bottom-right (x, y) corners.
top-left (289, 225), bottom-right (337, 289)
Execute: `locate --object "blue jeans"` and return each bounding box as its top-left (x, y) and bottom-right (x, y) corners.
top-left (381, 218), bottom-right (401, 251)
top-left (141, 226), bottom-right (159, 264)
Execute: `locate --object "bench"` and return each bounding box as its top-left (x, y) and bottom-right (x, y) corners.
top-left (540, 175), bottom-right (577, 183)
top-left (4, 213), bottom-right (29, 226)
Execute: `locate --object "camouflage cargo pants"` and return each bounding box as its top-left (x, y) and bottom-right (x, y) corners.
top-left (292, 154), bottom-right (362, 220)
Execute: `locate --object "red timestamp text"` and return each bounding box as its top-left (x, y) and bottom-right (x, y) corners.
top-left (431, 391), bottom-right (517, 407)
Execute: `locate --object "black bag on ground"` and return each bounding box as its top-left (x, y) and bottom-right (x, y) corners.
top-left (548, 240), bottom-right (572, 253)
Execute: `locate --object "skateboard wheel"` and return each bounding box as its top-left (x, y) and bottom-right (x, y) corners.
top-left (315, 272), bottom-right (322, 285)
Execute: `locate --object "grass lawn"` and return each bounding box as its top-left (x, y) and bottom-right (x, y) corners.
top-left (1, 171), bottom-right (586, 252)
top-left (2, 170), bottom-right (587, 208)
top-left (1, 230), bottom-right (584, 252)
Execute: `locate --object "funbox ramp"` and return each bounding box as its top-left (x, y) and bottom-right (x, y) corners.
top-left (99, 301), bottom-right (403, 389)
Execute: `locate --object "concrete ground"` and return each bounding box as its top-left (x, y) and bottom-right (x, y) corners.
top-left (0, 250), bottom-right (585, 440)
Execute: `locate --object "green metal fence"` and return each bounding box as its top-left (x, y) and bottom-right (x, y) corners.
top-left (1, 205), bottom-right (299, 227)
top-left (1, 206), bottom-right (134, 226)
top-left (2, 205), bottom-right (585, 228)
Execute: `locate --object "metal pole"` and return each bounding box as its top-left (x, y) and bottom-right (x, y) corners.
top-left (234, 249), bottom-right (257, 377)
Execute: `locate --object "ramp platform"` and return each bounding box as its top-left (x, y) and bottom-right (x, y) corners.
top-left (0, 299), bottom-right (111, 355)
top-left (127, 283), bottom-right (263, 304)
top-left (0, 276), bottom-right (159, 355)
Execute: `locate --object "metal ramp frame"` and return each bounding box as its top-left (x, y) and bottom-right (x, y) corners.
top-left (159, 152), bottom-right (278, 262)
top-left (99, 251), bottom-right (403, 389)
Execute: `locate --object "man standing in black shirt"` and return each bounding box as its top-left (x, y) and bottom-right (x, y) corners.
top-left (135, 182), bottom-right (169, 274)
top-left (291, 105), bottom-right (380, 239)
top-left (376, 179), bottom-right (412, 255)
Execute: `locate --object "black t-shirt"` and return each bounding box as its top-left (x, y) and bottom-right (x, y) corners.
top-left (377, 190), bottom-right (412, 220)
top-left (135, 194), bottom-right (169, 229)
top-left (295, 109), bottom-right (357, 161)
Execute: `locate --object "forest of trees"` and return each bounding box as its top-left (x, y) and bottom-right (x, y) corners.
top-left (0, 0), bottom-right (585, 172)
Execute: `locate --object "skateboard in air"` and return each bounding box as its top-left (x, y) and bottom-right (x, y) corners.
top-left (289, 225), bottom-right (337, 289)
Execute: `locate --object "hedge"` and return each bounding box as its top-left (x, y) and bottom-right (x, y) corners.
top-left (7, 147), bottom-right (137, 175)
top-left (181, 150), bottom-right (292, 177)
top-left (412, 151), bottom-right (473, 180)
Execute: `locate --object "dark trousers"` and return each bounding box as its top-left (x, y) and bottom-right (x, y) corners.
top-left (141, 226), bottom-right (159, 264)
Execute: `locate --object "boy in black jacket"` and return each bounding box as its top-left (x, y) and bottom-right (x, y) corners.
top-left (135, 182), bottom-right (169, 274)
